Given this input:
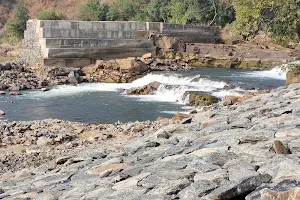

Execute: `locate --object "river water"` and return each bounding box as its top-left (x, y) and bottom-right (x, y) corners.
top-left (0, 67), bottom-right (286, 123)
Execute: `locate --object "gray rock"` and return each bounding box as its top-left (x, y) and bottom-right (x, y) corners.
top-left (36, 137), bottom-right (53, 146)
top-left (133, 194), bottom-right (173, 200)
top-left (154, 129), bottom-right (169, 139)
top-left (246, 179), bottom-right (300, 200)
top-left (147, 178), bottom-right (191, 195)
top-left (194, 169), bottom-right (229, 185)
top-left (67, 71), bottom-right (81, 85)
top-left (121, 165), bottom-right (144, 177)
top-left (0, 193), bottom-right (9, 199)
top-left (288, 138), bottom-right (300, 157)
top-left (204, 174), bottom-right (272, 200)
top-left (258, 156), bottom-right (300, 182)
top-left (139, 174), bottom-right (166, 188)
top-left (291, 100), bottom-right (300, 117)
top-left (56, 156), bottom-right (71, 165)
top-left (186, 159), bottom-right (220, 173)
top-left (35, 193), bottom-right (58, 200)
top-left (229, 117), bottom-right (252, 129)
top-left (178, 180), bottom-right (217, 199)
top-left (228, 163), bottom-right (259, 182)
top-left (181, 117), bottom-right (192, 124)
top-left (0, 84), bottom-right (8, 90)
top-left (112, 172), bottom-right (151, 190)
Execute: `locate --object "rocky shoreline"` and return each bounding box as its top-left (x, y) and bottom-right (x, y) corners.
top-left (0, 83), bottom-right (300, 199)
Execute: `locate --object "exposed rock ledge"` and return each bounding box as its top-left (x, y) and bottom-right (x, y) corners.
top-left (1, 83), bottom-right (300, 199)
top-left (156, 36), bottom-right (297, 70)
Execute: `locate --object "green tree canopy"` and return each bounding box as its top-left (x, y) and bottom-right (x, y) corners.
top-left (232, 0), bottom-right (300, 45)
top-left (78, 0), bottom-right (109, 21)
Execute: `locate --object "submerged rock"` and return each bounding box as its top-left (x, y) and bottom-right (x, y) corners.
top-left (126, 82), bottom-right (161, 95)
top-left (185, 91), bottom-right (220, 106)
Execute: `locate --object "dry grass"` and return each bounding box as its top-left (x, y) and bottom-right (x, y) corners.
top-left (27, 0), bottom-right (89, 20)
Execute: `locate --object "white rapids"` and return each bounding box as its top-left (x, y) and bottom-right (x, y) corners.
top-left (22, 65), bottom-right (289, 104)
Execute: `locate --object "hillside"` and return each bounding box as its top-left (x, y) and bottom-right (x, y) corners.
top-left (0, 0), bottom-right (89, 32)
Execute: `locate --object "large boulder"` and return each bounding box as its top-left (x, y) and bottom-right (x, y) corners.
top-left (82, 58), bottom-right (149, 83)
top-left (67, 71), bottom-right (81, 85)
top-left (127, 82), bottom-right (161, 95)
top-left (286, 64), bottom-right (300, 85)
top-left (246, 180), bottom-right (300, 200)
top-left (185, 91), bottom-right (220, 106)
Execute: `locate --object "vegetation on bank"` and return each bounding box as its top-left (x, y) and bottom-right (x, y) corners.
top-left (1, 0), bottom-right (300, 47)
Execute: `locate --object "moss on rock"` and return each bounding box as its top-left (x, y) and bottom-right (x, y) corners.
top-left (187, 92), bottom-right (220, 106)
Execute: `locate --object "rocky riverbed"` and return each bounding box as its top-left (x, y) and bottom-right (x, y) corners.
top-left (0, 83), bottom-right (300, 199)
top-left (0, 55), bottom-right (193, 95)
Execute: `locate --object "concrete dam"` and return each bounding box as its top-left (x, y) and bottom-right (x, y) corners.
top-left (21, 20), bottom-right (221, 67)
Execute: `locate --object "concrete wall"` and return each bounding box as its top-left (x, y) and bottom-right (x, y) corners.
top-left (21, 19), bottom-right (221, 67)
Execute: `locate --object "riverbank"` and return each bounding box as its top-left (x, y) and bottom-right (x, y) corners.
top-left (1, 83), bottom-right (300, 199)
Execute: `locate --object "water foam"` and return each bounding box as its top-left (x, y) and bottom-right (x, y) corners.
top-left (241, 61), bottom-right (300, 80)
top-left (22, 67), bottom-right (282, 104)
top-left (242, 67), bottom-right (286, 80)
top-left (25, 73), bottom-right (228, 102)
top-left (125, 74), bottom-right (228, 103)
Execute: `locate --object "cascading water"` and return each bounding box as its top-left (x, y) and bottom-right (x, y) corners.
top-left (23, 65), bottom-right (289, 103)
top-left (1, 66), bottom-right (289, 123)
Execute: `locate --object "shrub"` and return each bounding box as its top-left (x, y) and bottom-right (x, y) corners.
top-left (78, 0), bottom-right (109, 21)
top-left (37, 10), bottom-right (64, 20)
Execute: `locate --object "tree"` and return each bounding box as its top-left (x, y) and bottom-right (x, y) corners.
top-left (214, 0), bottom-right (235, 27)
top-left (232, 0), bottom-right (300, 45)
top-left (144, 0), bottom-right (170, 22)
top-left (168, 0), bottom-right (187, 24)
top-left (38, 10), bottom-right (64, 20)
top-left (232, 0), bottom-right (273, 37)
top-left (106, 0), bottom-right (143, 21)
top-left (7, 0), bottom-right (29, 38)
top-left (78, 0), bottom-right (109, 21)
top-left (267, 0), bottom-right (300, 45)
top-left (167, 0), bottom-right (233, 26)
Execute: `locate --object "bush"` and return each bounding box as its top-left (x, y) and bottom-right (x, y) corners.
top-left (6, 0), bottom-right (29, 38)
top-left (37, 10), bottom-right (64, 20)
top-left (78, 0), bottom-right (109, 21)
